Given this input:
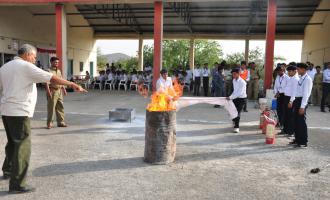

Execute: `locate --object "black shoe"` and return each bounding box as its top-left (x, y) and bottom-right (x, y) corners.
top-left (9, 186), bottom-right (36, 194)
top-left (243, 110), bottom-right (248, 112)
top-left (289, 140), bottom-right (297, 145)
top-left (2, 174), bottom-right (10, 180)
top-left (321, 109), bottom-right (326, 113)
top-left (214, 105), bottom-right (220, 108)
top-left (294, 144), bottom-right (308, 149)
top-left (278, 130), bottom-right (286, 135)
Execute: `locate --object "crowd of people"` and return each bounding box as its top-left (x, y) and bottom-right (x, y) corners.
top-left (91, 63), bottom-right (152, 90)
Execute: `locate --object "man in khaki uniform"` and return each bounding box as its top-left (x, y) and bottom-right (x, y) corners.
top-left (46, 57), bottom-right (67, 129)
top-left (247, 62), bottom-right (260, 100)
top-left (312, 66), bottom-right (323, 105)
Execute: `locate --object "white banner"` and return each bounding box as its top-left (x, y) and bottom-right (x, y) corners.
top-left (176, 97), bottom-right (238, 119)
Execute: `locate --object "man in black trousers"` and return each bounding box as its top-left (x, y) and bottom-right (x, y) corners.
top-left (227, 68), bottom-right (247, 133)
top-left (291, 63), bottom-right (313, 148)
top-left (273, 65), bottom-right (289, 129)
top-left (320, 62), bottom-right (330, 112)
top-left (202, 63), bottom-right (210, 96)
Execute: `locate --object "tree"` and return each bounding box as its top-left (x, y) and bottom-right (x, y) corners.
top-left (115, 57), bottom-right (138, 71)
top-left (143, 39), bottom-right (223, 72)
top-left (225, 52), bottom-right (245, 66)
top-left (194, 40), bottom-right (223, 66)
top-left (225, 47), bottom-right (286, 66)
top-left (97, 47), bottom-right (107, 71)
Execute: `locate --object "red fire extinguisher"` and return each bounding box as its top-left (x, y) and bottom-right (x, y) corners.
top-left (260, 110), bottom-right (270, 130)
top-left (263, 115), bottom-right (277, 144)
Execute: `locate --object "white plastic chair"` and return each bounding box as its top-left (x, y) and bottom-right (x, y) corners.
top-left (93, 81), bottom-right (102, 91)
top-left (118, 80), bottom-right (128, 91)
top-left (105, 80), bottom-right (113, 90)
top-left (130, 81), bottom-right (138, 91)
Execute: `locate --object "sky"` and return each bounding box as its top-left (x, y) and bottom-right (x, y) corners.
top-left (96, 39), bottom-right (303, 63)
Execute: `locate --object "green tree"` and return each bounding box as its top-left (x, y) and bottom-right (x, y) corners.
top-left (143, 39), bottom-right (223, 72)
top-left (143, 45), bottom-right (154, 69)
top-left (97, 47), bottom-right (107, 71)
top-left (115, 57), bottom-right (138, 71)
top-left (194, 40), bottom-right (223, 66)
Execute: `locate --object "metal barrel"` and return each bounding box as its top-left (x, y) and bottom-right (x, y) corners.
top-left (144, 110), bottom-right (176, 164)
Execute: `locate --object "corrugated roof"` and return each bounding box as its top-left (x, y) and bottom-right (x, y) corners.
top-left (74, 0), bottom-right (322, 37)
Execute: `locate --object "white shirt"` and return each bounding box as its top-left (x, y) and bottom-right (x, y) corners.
top-left (294, 73), bottom-right (313, 108)
top-left (202, 68), bottom-right (209, 77)
top-left (323, 68), bottom-right (330, 83)
top-left (307, 68), bottom-right (317, 80)
top-left (107, 73), bottom-right (114, 81)
top-left (120, 74), bottom-right (128, 82)
top-left (0, 57), bottom-right (53, 117)
top-left (284, 74), bottom-right (299, 102)
top-left (156, 77), bottom-right (173, 93)
top-left (186, 70), bottom-right (193, 80)
top-left (274, 74), bottom-right (289, 94)
top-left (229, 77), bottom-right (247, 100)
top-left (193, 68), bottom-right (202, 79)
top-left (131, 74), bottom-right (138, 83)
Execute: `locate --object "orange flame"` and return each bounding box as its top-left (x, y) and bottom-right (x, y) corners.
top-left (147, 78), bottom-right (183, 112)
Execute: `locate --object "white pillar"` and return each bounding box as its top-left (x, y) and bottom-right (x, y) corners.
top-left (189, 38), bottom-right (195, 70)
top-left (138, 36), bottom-right (144, 71)
top-left (245, 39), bottom-right (249, 63)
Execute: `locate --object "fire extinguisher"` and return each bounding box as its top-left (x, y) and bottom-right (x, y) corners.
top-left (259, 110), bottom-right (270, 130)
top-left (264, 115), bottom-right (277, 144)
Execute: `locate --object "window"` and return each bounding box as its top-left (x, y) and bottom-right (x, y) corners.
top-left (79, 62), bottom-right (84, 72)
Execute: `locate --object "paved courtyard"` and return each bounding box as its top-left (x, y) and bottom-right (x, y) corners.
top-left (0, 89), bottom-right (329, 200)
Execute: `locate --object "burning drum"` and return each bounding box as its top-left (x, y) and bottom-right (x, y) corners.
top-left (144, 110), bottom-right (176, 164)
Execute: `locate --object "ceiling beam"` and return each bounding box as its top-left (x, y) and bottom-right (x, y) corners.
top-left (79, 4), bottom-right (141, 33)
top-left (71, 22), bottom-right (322, 28)
top-left (168, 2), bottom-right (193, 33)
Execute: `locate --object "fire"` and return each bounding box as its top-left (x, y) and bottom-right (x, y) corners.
top-left (139, 79), bottom-right (183, 112)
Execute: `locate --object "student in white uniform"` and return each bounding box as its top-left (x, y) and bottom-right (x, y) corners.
top-left (290, 63), bottom-right (313, 148)
top-left (193, 64), bottom-right (202, 96)
top-left (273, 65), bottom-right (289, 128)
top-left (156, 69), bottom-right (173, 93)
top-left (227, 68), bottom-right (247, 133)
top-left (282, 65), bottom-right (299, 136)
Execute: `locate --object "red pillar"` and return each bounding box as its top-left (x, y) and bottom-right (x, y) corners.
top-left (264, 0), bottom-right (277, 90)
top-left (153, 1), bottom-right (163, 91)
top-left (55, 4), bottom-right (63, 72)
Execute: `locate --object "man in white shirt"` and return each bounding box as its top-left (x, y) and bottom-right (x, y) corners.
top-left (0, 44), bottom-right (86, 194)
top-left (156, 69), bottom-right (174, 93)
top-left (185, 65), bottom-right (193, 92)
top-left (320, 62), bottom-right (330, 112)
top-left (227, 68), bottom-right (247, 133)
top-left (291, 63), bottom-right (313, 148)
top-left (273, 65), bottom-right (289, 128)
top-left (282, 65), bottom-right (299, 136)
top-left (193, 64), bottom-right (202, 96)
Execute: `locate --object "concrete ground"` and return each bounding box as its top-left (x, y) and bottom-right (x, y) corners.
top-left (0, 89), bottom-right (329, 200)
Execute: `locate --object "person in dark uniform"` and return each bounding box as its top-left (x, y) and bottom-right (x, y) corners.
top-left (320, 62), bottom-right (330, 112)
top-left (290, 63), bottom-right (313, 148)
top-left (227, 68), bottom-right (247, 133)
